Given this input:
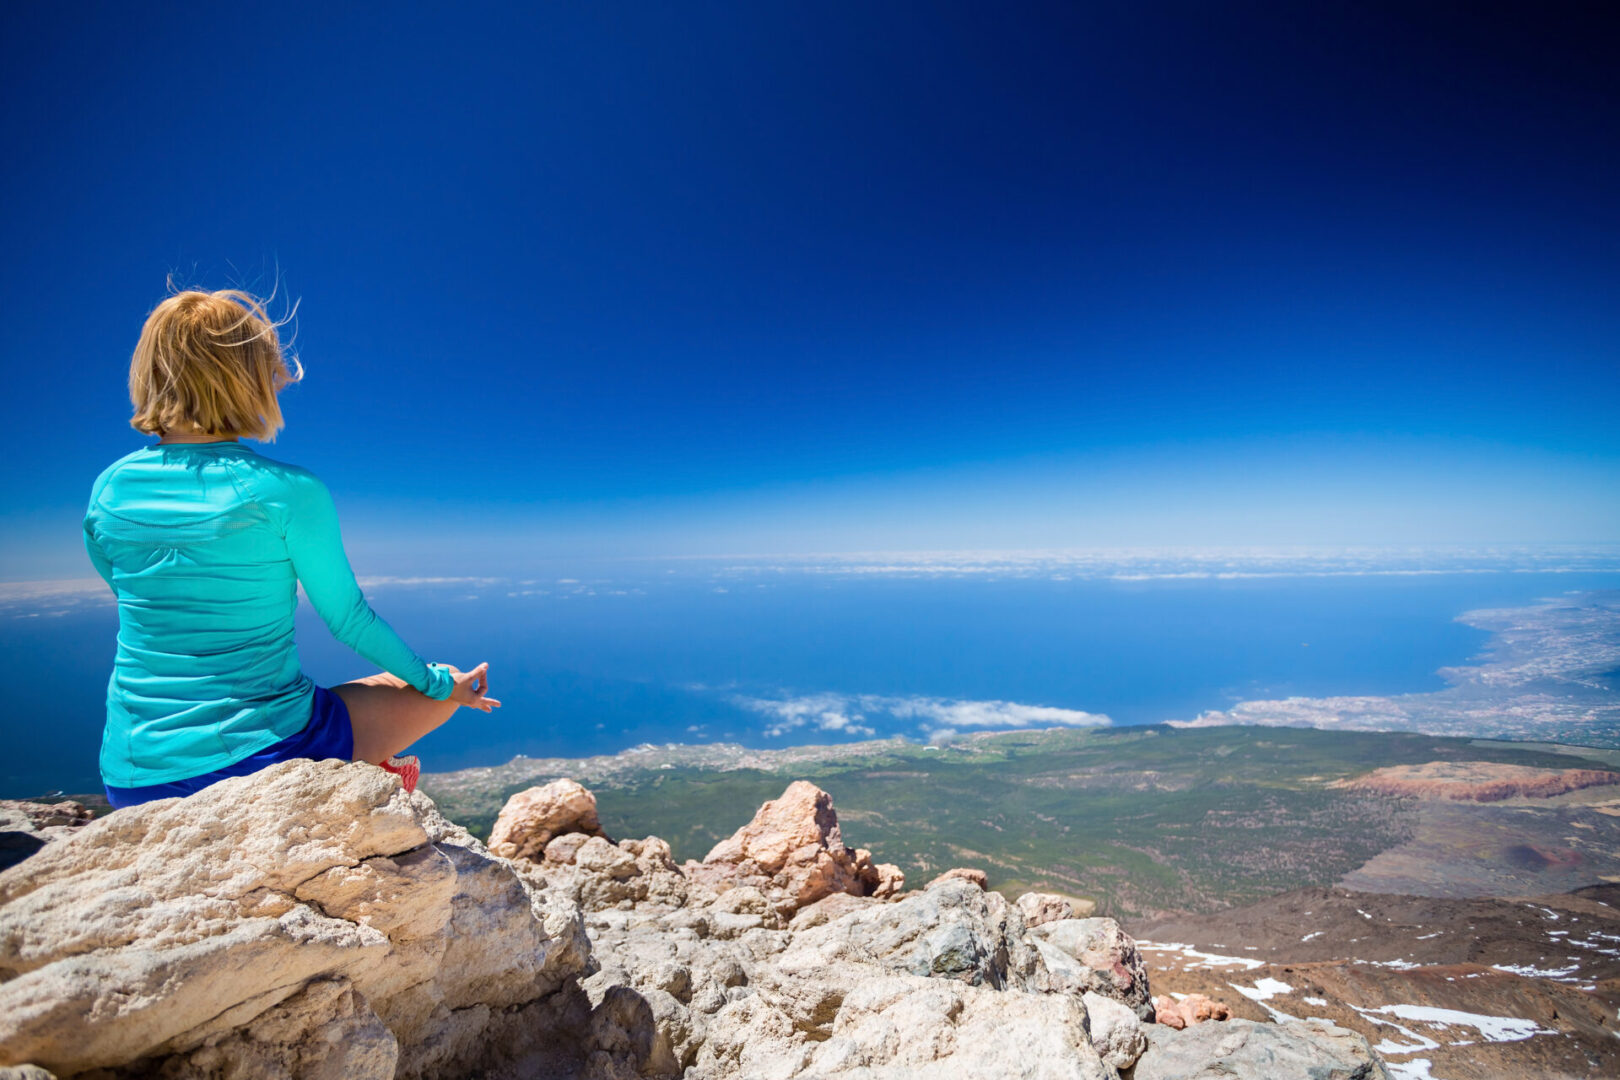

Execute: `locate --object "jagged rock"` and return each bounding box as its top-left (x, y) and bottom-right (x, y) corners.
top-left (1083, 990), bottom-right (1147, 1070)
top-left (0, 1067), bottom-right (57, 1080)
top-left (870, 861), bottom-right (906, 898)
top-left (0, 767), bottom-right (1388, 1080)
top-left (850, 845), bottom-right (906, 899)
top-left (1133, 1017), bottom-right (1391, 1079)
top-left (0, 759), bottom-right (595, 1080)
top-left (685, 781), bottom-right (899, 916)
top-left (0, 801), bottom-right (92, 831)
top-left (0, 802), bottom-right (93, 873)
top-left (1152, 992), bottom-right (1231, 1029)
top-left (488, 777), bottom-right (603, 861)
top-left (1028, 916), bottom-right (1155, 1020)
top-left (927, 866), bottom-right (989, 890)
top-left (141, 977), bottom-right (399, 1080)
top-left (544, 831), bottom-right (593, 864)
top-left (517, 833), bottom-right (691, 912)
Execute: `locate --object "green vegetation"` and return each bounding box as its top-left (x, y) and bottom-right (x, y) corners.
top-left (424, 725), bottom-right (1615, 918)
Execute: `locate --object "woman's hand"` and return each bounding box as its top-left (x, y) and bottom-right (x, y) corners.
top-left (448, 662), bottom-right (502, 712)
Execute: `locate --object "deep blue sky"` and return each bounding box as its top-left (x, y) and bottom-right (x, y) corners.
top-left (4, 1), bottom-right (1618, 577)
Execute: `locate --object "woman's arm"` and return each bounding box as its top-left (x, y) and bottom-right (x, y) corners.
top-left (279, 470), bottom-right (455, 700)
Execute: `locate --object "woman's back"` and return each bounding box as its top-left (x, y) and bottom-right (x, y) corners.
top-left (85, 439), bottom-right (445, 786)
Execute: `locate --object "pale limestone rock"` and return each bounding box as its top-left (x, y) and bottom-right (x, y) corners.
top-left (1134, 1017), bottom-right (1391, 1080)
top-left (1083, 990), bottom-right (1147, 1069)
top-left (926, 867), bottom-right (988, 890)
top-left (0, 759), bottom-right (591, 1079)
top-left (488, 777), bottom-right (602, 861)
top-left (1029, 915), bottom-right (1154, 1020)
top-left (0, 1067), bottom-right (57, 1080)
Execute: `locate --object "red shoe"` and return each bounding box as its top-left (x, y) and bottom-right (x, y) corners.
top-left (379, 755), bottom-right (420, 793)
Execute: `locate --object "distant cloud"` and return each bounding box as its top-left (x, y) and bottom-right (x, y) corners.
top-left (710, 545), bottom-right (1620, 581)
top-left (731, 690), bottom-right (1110, 741)
top-left (1172, 592), bottom-right (1620, 746)
top-left (0, 579), bottom-right (112, 616)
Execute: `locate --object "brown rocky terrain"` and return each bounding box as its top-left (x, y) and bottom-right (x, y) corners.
top-left (0, 762), bottom-right (1390, 1079)
top-left (1135, 885), bottom-right (1620, 1079)
top-left (1338, 762), bottom-right (1620, 803)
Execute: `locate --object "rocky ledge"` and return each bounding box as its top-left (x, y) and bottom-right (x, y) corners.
top-left (0, 761), bottom-right (1390, 1079)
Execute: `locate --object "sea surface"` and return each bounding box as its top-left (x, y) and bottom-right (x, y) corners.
top-left (5, 559), bottom-right (1618, 797)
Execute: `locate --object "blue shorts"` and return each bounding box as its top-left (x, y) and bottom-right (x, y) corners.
top-left (104, 685), bottom-right (354, 809)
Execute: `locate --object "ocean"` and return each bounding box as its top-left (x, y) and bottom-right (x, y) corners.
top-left (6, 558), bottom-right (1618, 797)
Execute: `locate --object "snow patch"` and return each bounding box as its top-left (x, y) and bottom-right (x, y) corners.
top-left (1230, 977), bottom-right (1293, 1002)
top-left (1490, 961), bottom-right (1581, 980)
top-left (1353, 1002), bottom-right (1557, 1052)
top-left (1135, 941), bottom-right (1266, 970)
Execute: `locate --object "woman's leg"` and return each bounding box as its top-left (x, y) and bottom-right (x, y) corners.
top-left (334, 671), bottom-right (459, 764)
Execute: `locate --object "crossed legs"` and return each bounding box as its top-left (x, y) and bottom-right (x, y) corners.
top-left (334, 671), bottom-right (459, 764)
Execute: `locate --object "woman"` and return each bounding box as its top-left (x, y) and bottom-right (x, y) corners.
top-left (84, 286), bottom-right (499, 809)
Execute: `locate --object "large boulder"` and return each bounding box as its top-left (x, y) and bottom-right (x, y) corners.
top-left (488, 777), bottom-right (604, 861)
top-left (781, 878), bottom-right (1041, 991)
top-left (1133, 1017), bottom-right (1391, 1080)
top-left (1028, 916), bottom-right (1155, 1020)
top-left (685, 781), bottom-right (904, 915)
top-left (0, 759), bottom-right (594, 1080)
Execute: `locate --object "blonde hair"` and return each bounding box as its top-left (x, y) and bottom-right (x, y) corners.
top-left (129, 286), bottom-right (303, 441)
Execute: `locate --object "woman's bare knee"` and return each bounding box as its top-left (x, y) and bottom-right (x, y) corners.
top-left (336, 679), bottom-right (459, 764)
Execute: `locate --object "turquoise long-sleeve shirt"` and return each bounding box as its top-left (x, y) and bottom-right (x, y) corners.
top-left (83, 440), bottom-right (455, 786)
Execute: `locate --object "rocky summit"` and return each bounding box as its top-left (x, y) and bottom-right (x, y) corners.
top-left (0, 761), bottom-right (1390, 1079)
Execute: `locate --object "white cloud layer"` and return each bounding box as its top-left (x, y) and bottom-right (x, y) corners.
top-left (731, 691), bottom-right (1111, 740)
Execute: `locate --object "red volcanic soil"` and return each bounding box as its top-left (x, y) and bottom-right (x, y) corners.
top-left (1133, 885), bottom-right (1620, 1080)
top-left (1338, 761), bottom-right (1620, 802)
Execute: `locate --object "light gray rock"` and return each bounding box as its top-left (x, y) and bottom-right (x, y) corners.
top-left (1133, 1017), bottom-right (1392, 1080)
top-left (1083, 990), bottom-right (1146, 1070)
top-left (1029, 916), bottom-right (1154, 1020)
top-left (782, 878), bottom-right (1040, 990)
